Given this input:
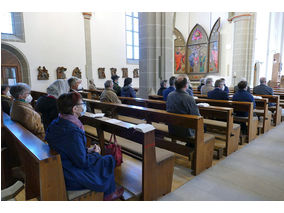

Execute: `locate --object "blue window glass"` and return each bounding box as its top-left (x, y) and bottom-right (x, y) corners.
top-left (126, 12), bottom-right (139, 61)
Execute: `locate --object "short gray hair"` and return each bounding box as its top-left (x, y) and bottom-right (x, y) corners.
top-left (260, 77), bottom-right (266, 84)
top-left (10, 83), bottom-right (31, 99)
top-left (104, 80), bottom-right (113, 88)
top-left (68, 77), bottom-right (80, 88)
top-left (206, 77), bottom-right (213, 85)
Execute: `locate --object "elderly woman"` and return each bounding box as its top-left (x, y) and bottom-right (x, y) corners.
top-left (35, 79), bottom-right (69, 130)
top-left (121, 77), bottom-right (136, 98)
top-left (45, 92), bottom-right (124, 201)
top-left (10, 83), bottom-right (45, 140)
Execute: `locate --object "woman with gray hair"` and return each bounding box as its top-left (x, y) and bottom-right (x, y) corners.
top-left (35, 80), bottom-right (70, 130)
top-left (10, 83), bottom-right (45, 140)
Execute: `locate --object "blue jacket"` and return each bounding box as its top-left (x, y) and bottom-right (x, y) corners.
top-left (186, 88), bottom-right (193, 96)
top-left (232, 90), bottom-right (256, 117)
top-left (224, 85), bottom-right (229, 94)
top-left (121, 85), bottom-right (136, 98)
top-left (163, 86), bottom-right (175, 101)
top-left (208, 88), bottom-right (229, 100)
top-left (45, 117), bottom-right (116, 195)
top-left (253, 84), bottom-right (273, 95)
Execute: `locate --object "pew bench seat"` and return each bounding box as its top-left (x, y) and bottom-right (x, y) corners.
top-left (84, 125), bottom-right (175, 163)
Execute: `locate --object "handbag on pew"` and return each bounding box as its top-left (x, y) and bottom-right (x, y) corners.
top-left (105, 134), bottom-right (123, 167)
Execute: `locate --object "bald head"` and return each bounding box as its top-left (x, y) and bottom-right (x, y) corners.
top-left (260, 77), bottom-right (267, 85)
top-left (175, 75), bottom-right (188, 90)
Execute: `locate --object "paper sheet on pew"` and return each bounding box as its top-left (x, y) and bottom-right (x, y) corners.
top-left (253, 96), bottom-right (262, 99)
top-left (84, 112), bottom-right (105, 118)
top-left (193, 96), bottom-right (198, 99)
top-left (134, 123), bottom-right (155, 133)
top-left (197, 103), bottom-right (210, 107)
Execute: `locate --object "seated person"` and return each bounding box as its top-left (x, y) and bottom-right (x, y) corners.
top-left (1, 85), bottom-right (12, 115)
top-left (166, 75), bottom-right (200, 146)
top-left (253, 77), bottom-right (274, 95)
top-left (88, 79), bottom-right (97, 90)
top-left (220, 78), bottom-right (229, 94)
top-left (232, 80), bottom-right (256, 134)
top-left (10, 83), bottom-right (45, 140)
top-left (45, 92), bottom-right (124, 201)
top-left (253, 77), bottom-right (275, 107)
top-left (234, 78), bottom-right (251, 93)
top-left (208, 79), bottom-right (229, 100)
top-left (111, 75), bottom-right (121, 96)
top-left (68, 77), bottom-right (83, 92)
top-left (121, 77), bottom-right (136, 98)
top-left (163, 76), bottom-right (176, 101)
top-left (157, 80), bottom-right (167, 96)
top-left (186, 78), bottom-right (193, 96)
top-left (100, 80), bottom-right (121, 104)
top-left (197, 78), bottom-right (205, 92)
top-left (35, 79), bottom-right (69, 131)
top-left (201, 77), bottom-right (214, 95)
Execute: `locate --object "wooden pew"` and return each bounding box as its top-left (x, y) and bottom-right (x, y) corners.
top-left (254, 95), bottom-right (282, 126)
top-left (2, 113), bottom-right (103, 201)
top-left (148, 95), bottom-right (163, 101)
top-left (194, 98), bottom-right (258, 143)
top-left (30, 90), bottom-right (47, 107)
top-left (84, 99), bottom-right (215, 176)
top-left (80, 115), bottom-right (174, 201)
top-left (193, 94), bottom-right (271, 134)
top-left (119, 97), bottom-right (240, 156)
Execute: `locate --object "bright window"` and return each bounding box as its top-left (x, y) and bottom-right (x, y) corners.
top-left (126, 12), bottom-right (139, 62)
top-left (1, 12), bottom-right (13, 34)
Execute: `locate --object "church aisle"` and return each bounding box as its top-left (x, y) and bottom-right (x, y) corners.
top-left (159, 122), bottom-right (284, 201)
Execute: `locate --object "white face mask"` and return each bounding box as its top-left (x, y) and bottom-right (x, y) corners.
top-left (221, 85), bottom-right (225, 90)
top-left (6, 91), bottom-right (11, 97)
top-left (25, 94), bottom-right (33, 103)
top-left (80, 103), bottom-right (87, 116)
top-left (78, 84), bottom-right (83, 90)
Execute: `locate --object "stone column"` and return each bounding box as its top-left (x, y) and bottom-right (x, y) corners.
top-left (138, 12), bottom-right (174, 98)
top-left (82, 12), bottom-right (93, 87)
top-left (231, 12), bottom-right (256, 87)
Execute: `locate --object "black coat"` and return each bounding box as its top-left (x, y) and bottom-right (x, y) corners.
top-left (35, 95), bottom-right (58, 131)
top-left (1, 95), bottom-right (12, 115)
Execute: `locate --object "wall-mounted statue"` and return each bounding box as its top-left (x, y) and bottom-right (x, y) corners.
top-left (110, 68), bottom-right (117, 77)
top-left (98, 67), bottom-right (106, 79)
top-left (56, 67), bottom-right (67, 79)
top-left (72, 67), bottom-right (82, 79)
top-left (122, 68), bottom-right (128, 78)
top-left (37, 66), bottom-right (49, 80)
top-left (133, 68), bottom-right (139, 78)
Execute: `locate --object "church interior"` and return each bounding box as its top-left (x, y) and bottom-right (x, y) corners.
top-left (1, 3), bottom-right (284, 210)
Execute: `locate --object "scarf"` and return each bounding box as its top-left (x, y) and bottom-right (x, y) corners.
top-left (59, 113), bottom-right (84, 131)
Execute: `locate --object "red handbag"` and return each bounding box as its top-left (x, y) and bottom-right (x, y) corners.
top-left (105, 134), bottom-right (123, 167)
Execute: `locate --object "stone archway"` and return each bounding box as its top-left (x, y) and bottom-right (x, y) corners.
top-left (1, 42), bottom-right (30, 85)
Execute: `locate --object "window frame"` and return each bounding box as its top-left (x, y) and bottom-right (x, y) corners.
top-left (125, 12), bottom-right (139, 64)
top-left (1, 12), bottom-right (25, 43)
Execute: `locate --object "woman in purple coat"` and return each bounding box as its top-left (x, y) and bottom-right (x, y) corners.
top-left (45, 92), bottom-right (123, 201)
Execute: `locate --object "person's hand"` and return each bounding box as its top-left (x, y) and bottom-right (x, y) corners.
top-left (88, 144), bottom-right (101, 153)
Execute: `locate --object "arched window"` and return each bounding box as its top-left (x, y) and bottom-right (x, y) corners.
top-left (1, 12), bottom-right (25, 42)
top-left (125, 12), bottom-right (139, 64)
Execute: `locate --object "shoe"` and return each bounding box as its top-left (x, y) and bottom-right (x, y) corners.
top-left (103, 187), bottom-right (124, 201)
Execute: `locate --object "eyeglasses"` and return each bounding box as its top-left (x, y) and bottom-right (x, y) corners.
top-left (76, 101), bottom-right (86, 106)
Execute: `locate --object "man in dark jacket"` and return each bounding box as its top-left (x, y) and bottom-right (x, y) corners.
top-left (208, 79), bottom-right (229, 100)
top-left (157, 80), bottom-right (167, 96)
top-left (197, 78), bottom-right (205, 92)
top-left (220, 78), bottom-right (229, 94)
top-left (111, 75), bottom-right (121, 96)
top-left (163, 76), bottom-right (176, 101)
top-left (253, 77), bottom-right (273, 95)
top-left (166, 75), bottom-right (200, 146)
top-left (121, 77), bottom-right (136, 98)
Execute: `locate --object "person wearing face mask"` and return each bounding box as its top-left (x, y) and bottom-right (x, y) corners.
top-left (207, 79), bottom-right (229, 100)
top-left (121, 77), bottom-right (136, 98)
top-left (35, 79), bottom-right (70, 131)
top-left (68, 77), bottom-right (83, 92)
top-left (10, 83), bottom-right (45, 140)
top-left (45, 92), bottom-right (124, 201)
top-left (1, 85), bottom-right (13, 115)
top-left (220, 78), bottom-right (229, 94)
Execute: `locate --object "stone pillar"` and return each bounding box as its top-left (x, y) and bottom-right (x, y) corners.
top-left (82, 12), bottom-right (93, 87)
top-left (139, 12), bottom-right (174, 98)
top-left (231, 12), bottom-right (256, 87)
